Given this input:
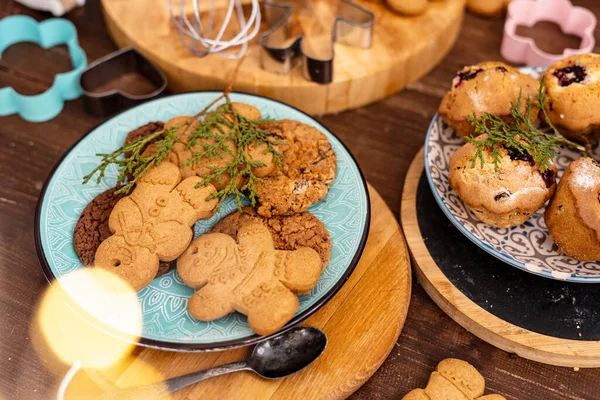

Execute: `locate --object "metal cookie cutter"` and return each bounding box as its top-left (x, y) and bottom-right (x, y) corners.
top-left (259, 0), bottom-right (374, 84)
top-left (501, 0), bottom-right (596, 67)
top-left (80, 47), bottom-right (167, 117)
top-left (0, 15), bottom-right (87, 122)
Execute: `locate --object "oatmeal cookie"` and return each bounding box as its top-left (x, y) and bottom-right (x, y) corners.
top-left (254, 119), bottom-right (336, 217)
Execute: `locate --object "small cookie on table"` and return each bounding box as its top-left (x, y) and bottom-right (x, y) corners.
top-left (467, 0), bottom-right (511, 17)
top-left (542, 53), bottom-right (600, 142)
top-left (403, 359), bottom-right (506, 400)
top-left (545, 157), bottom-right (600, 261)
top-left (449, 136), bottom-right (557, 228)
top-left (439, 62), bottom-right (539, 138)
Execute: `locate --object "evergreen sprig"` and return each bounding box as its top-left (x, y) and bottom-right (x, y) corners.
top-left (82, 96), bottom-right (285, 211)
top-left (465, 77), bottom-right (586, 172)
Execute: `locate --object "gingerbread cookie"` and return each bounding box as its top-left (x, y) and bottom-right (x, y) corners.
top-left (73, 186), bottom-right (175, 277)
top-left (211, 207), bottom-right (332, 267)
top-left (95, 162), bottom-right (218, 291)
top-left (254, 119), bottom-right (337, 217)
top-left (177, 221), bottom-right (322, 335)
top-left (403, 359), bottom-right (506, 400)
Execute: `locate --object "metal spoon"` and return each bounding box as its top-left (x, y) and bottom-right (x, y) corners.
top-left (97, 326), bottom-right (327, 400)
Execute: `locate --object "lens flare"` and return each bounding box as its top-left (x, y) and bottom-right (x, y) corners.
top-left (36, 268), bottom-right (142, 369)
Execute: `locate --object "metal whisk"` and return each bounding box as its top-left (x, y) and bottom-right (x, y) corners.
top-left (169, 0), bottom-right (261, 59)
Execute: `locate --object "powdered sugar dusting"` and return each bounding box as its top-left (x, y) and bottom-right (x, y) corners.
top-left (571, 159), bottom-right (600, 190)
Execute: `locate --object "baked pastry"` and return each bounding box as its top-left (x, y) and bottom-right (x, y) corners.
top-left (542, 53), bottom-right (600, 141)
top-left (403, 358), bottom-right (506, 400)
top-left (254, 119), bottom-right (337, 217)
top-left (545, 157), bottom-right (600, 261)
top-left (73, 187), bottom-right (174, 276)
top-left (211, 206), bottom-right (332, 267)
top-left (178, 221), bottom-right (322, 335)
top-left (94, 162), bottom-right (217, 291)
top-left (439, 62), bottom-right (539, 138)
top-left (449, 136), bottom-right (557, 228)
top-left (467, 0), bottom-right (511, 17)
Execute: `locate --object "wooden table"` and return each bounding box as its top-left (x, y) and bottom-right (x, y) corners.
top-left (0, 1), bottom-right (598, 398)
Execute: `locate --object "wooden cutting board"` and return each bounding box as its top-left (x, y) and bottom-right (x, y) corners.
top-left (78, 184), bottom-right (411, 399)
top-left (401, 149), bottom-right (600, 368)
top-left (101, 0), bottom-right (465, 115)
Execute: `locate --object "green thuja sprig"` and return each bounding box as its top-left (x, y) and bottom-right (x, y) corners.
top-left (465, 76), bottom-right (586, 172)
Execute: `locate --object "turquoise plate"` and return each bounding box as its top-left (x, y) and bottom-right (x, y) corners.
top-left (35, 92), bottom-right (370, 351)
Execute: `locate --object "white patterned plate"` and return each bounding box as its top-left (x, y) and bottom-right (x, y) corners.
top-left (425, 66), bottom-right (600, 283)
top-left (35, 92), bottom-right (370, 351)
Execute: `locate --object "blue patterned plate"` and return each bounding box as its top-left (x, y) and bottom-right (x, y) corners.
top-left (425, 66), bottom-right (600, 283)
top-left (35, 92), bottom-right (370, 350)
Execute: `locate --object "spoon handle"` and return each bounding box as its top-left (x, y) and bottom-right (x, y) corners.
top-left (98, 361), bottom-right (250, 400)
top-left (165, 361), bottom-right (250, 394)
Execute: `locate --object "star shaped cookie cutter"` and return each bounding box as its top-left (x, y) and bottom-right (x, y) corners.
top-left (501, 0), bottom-right (596, 66)
top-left (259, 0), bottom-right (374, 84)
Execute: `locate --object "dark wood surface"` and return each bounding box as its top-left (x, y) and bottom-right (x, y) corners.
top-left (1, 1), bottom-right (599, 399)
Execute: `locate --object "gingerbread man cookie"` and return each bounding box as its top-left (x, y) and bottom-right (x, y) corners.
top-left (95, 162), bottom-right (218, 291)
top-left (177, 221), bottom-right (322, 335)
top-left (403, 359), bottom-right (506, 400)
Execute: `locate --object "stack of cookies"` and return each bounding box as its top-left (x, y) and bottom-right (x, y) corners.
top-left (73, 103), bottom-right (337, 335)
top-left (439, 54), bottom-right (600, 261)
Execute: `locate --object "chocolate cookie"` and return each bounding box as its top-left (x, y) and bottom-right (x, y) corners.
top-left (73, 186), bottom-right (174, 276)
top-left (124, 121), bottom-right (165, 148)
top-left (254, 119), bottom-right (337, 217)
top-left (211, 206), bottom-right (332, 268)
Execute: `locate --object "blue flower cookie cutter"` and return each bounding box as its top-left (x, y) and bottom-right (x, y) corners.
top-left (0, 16), bottom-right (87, 122)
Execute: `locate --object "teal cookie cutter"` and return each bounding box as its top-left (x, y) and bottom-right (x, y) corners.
top-left (0, 16), bottom-right (87, 122)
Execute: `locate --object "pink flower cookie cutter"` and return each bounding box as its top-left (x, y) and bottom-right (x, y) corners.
top-left (501, 0), bottom-right (597, 66)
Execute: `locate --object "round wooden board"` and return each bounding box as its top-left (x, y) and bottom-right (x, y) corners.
top-left (401, 148), bottom-right (600, 368)
top-left (88, 184), bottom-right (411, 399)
top-left (101, 0), bottom-right (465, 115)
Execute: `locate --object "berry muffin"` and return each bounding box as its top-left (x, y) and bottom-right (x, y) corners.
top-left (545, 158), bottom-right (600, 261)
top-left (254, 119), bottom-right (337, 217)
top-left (211, 206), bottom-right (332, 268)
top-left (449, 136), bottom-right (557, 228)
top-left (542, 53), bottom-right (600, 141)
top-left (439, 62), bottom-right (539, 138)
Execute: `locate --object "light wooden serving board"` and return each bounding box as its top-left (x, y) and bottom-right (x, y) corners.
top-left (401, 149), bottom-right (600, 368)
top-left (101, 0), bottom-right (465, 115)
top-left (82, 184), bottom-right (411, 399)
